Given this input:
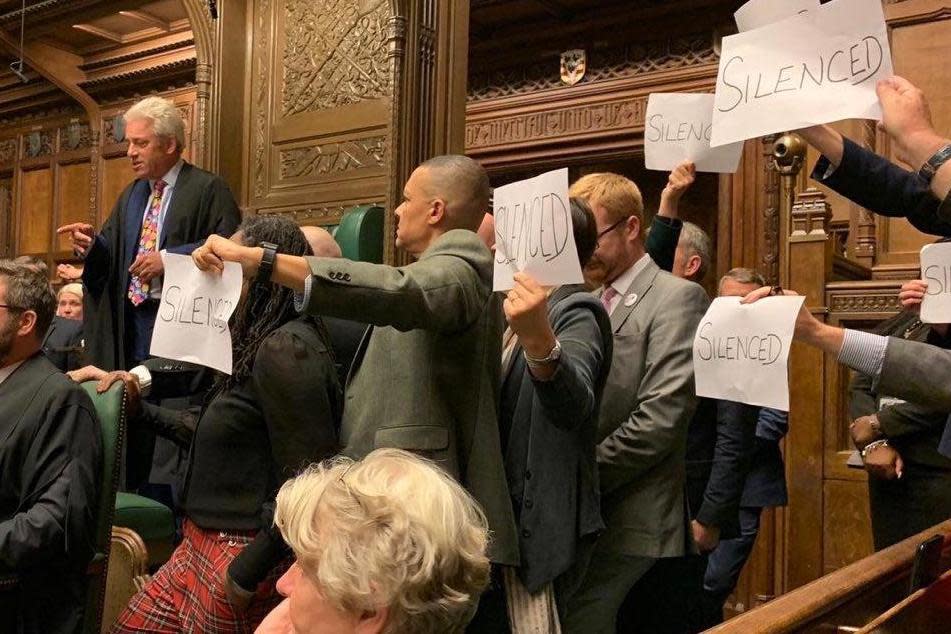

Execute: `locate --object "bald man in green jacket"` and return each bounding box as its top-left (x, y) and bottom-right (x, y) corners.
top-left (193, 155), bottom-right (519, 570)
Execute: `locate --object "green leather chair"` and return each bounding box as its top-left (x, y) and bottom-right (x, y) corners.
top-left (333, 205), bottom-right (385, 263)
top-left (80, 380), bottom-right (127, 634)
top-left (113, 491), bottom-right (175, 568)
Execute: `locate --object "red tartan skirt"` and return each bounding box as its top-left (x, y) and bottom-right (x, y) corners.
top-left (112, 519), bottom-right (289, 633)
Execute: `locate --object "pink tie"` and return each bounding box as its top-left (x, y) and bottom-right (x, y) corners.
top-left (128, 180), bottom-right (166, 306)
top-left (601, 286), bottom-right (619, 314)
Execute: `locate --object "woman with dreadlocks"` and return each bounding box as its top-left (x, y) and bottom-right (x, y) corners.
top-left (109, 215), bottom-right (341, 633)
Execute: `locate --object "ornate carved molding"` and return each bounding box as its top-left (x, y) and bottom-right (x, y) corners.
top-left (468, 35), bottom-right (716, 102)
top-left (257, 201), bottom-right (382, 224)
top-left (0, 139), bottom-right (17, 165)
top-left (279, 135), bottom-right (386, 180)
top-left (252, 0), bottom-right (272, 199)
top-left (761, 135), bottom-right (780, 286)
top-left (791, 187), bottom-right (832, 236)
top-left (23, 130), bottom-right (54, 158)
top-left (58, 121), bottom-right (92, 151)
top-left (828, 293), bottom-right (901, 313)
top-left (466, 96), bottom-right (646, 150)
top-left (281, 0), bottom-right (391, 116)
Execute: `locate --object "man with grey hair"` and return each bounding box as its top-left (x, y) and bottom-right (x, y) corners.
top-left (672, 220), bottom-right (712, 284)
top-left (57, 96), bottom-right (240, 495)
top-left (57, 95), bottom-right (241, 373)
top-left (193, 155), bottom-right (519, 628)
top-left (0, 261), bottom-right (102, 633)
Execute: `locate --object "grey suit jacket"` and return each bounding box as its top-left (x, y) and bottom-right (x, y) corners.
top-left (596, 258), bottom-right (709, 558)
top-left (300, 229), bottom-right (519, 565)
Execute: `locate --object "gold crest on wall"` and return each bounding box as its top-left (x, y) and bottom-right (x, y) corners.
top-left (560, 49), bottom-right (586, 86)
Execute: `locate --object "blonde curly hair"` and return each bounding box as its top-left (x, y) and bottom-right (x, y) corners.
top-left (274, 448), bottom-right (490, 633)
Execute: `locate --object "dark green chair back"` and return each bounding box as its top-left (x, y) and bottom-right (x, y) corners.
top-left (333, 205), bottom-right (384, 263)
top-left (80, 381), bottom-right (126, 634)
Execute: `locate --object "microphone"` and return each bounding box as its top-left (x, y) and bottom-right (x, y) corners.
top-left (207, 0), bottom-right (218, 19)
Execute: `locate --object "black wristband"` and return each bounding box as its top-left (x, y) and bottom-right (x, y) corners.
top-left (256, 241), bottom-right (278, 284)
top-left (918, 143), bottom-right (951, 184)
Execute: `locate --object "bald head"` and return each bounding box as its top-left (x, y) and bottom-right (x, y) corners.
top-left (300, 225), bottom-right (342, 258)
top-left (417, 155), bottom-right (491, 231)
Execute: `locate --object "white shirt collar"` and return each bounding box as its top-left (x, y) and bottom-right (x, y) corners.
top-left (609, 253), bottom-right (652, 296)
top-left (0, 359), bottom-right (25, 386)
top-left (150, 158), bottom-right (184, 191)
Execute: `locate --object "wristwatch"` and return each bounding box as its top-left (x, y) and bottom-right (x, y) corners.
top-left (523, 339), bottom-right (562, 367)
top-left (256, 241), bottom-right (278, 284)
top-left (918, 143), bottom-right (951, 184)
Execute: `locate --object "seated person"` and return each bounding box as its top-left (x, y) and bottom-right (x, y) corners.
top-left (43, 283), bottom-right (85, 372)
top-left (498, 198), bottom-right (612, 628)
top-left (0, 261), bottom-right (101, 633)
top-left (256, 448), bottom-right (490, 634)
top-left (112, 216), bottom-right (341, 632)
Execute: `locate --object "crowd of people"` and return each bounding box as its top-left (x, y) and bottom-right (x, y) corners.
top-left (1, 74), bottom-right (950, 634)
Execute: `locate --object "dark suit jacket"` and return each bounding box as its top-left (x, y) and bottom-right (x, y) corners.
top-left (596, 259), bottom-right (708, 558)
top-left (82, 162), bottom-right (241, 370)
top-left (322, 316), bottom-right (368, 389)
top-left (645, 216), bottom-right (683, 272)
top-left (812, 137), bottom-right (951, 236)
top-left (740, 408), bottom-right (788, 509)
top-left (300, 229), bottom-right (519, 565)
top-left (686, 400), bottom-right (757, 536)
top-left (500, 285), bottom-right (612, 591)
top-left (41, 316), bottom-right (84, 372)
top-left (0, 353), bottom-right (101, 633)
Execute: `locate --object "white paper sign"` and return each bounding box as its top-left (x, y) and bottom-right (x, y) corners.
top-left (644, 93), bottom-right (744, 173)
top-left (150, 252), bottom-right (242, 374)
top-left (919, 242), bottom-right (951, 324)
top-left (693, 295), bottom-right (805, 410)
top-left (711, 0), bottom-right (892, 148)
top-left (493, 168), bottom-right (584, 291)
top-left (734, 0), bottom-right (819, 32)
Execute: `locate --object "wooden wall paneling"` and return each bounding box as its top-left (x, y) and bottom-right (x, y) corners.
top-left (55, 161), bottom-right (92, 253)
top-left (874, 5), bottom-right (951, 269)
top-left (99, 157), bottom-right (134, 226)
top-left (17, 167), bottom-right (53, 256)
top-left (248, 0), bottom-right (392, 229)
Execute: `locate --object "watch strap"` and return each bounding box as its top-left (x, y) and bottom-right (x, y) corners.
top-left (918, 143), bottom-right (951, 184)
top-left (256, 241), bottom-right (278, 284)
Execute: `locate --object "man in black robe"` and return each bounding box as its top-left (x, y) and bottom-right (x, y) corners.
top-left (0, 261), bottom-right (102, 634)
top-left (58, 96), bottom-right (240, 372)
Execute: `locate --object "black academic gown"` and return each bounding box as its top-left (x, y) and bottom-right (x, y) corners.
top-left (42, 316), bottom-right (85, 372)
top-left (0, 353), bottom-right (102, 634)
top-left (82, 162), bottom-right (241, 371)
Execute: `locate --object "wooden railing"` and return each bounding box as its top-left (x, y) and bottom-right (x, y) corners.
top-left (709, 494), bottom-right (951, 632)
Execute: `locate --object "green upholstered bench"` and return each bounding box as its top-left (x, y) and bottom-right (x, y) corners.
top-left (113, 492), bottom-right (175, 569)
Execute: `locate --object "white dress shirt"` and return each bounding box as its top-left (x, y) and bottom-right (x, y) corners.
top-left (602, 253), bottom-right (652, 316)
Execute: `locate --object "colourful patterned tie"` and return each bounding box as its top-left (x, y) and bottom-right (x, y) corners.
top-left (128, 179), bottom-right (166, 306)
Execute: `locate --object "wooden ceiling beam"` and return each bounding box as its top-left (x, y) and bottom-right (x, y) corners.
top-left (0, 0), bottom-right (155, 40)
top-left (72, 24), bottom-right (124, 44)
top-left (119, 10), bottom-right (171, 32)
top-left (0, 31), bottom-right (99, 122)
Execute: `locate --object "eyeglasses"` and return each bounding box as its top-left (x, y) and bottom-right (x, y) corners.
top-left (0, 303), bottom-right (23, 311)
top-left (595, 218), bottom-right (627, 246)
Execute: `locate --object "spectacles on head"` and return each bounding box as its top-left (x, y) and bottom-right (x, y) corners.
top-left (596, 218), bottom-right (627, 247)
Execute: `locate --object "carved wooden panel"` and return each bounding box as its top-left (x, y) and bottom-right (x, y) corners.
top-left (281, 0), bottom-right (391, 116)
top-left (17, 168), bottom-right (52, 254)
top-left (248, 0), bottom-right (393, 224)
top-left (56, 162), bottom-right (92, 252)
